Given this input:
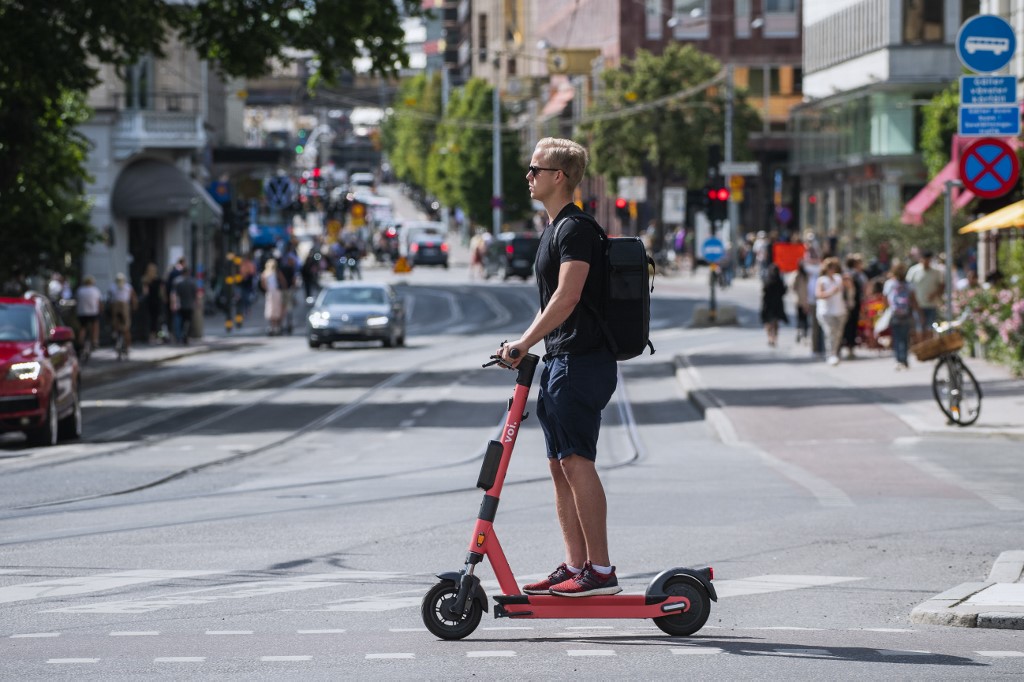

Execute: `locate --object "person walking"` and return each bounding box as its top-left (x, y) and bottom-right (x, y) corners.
top-left (840, 254), bottom-right (866, 358)
top-left (815, 256), bottom-right (850, 366)
top-left (906, 249), bottom-right (944, 337)
top-left (793, 261), bottom-right (810, 343)
top-left (140, 263), bottom-right (165, 343)
top-left (886, 262), bottom-right (918, 370)
top-left (108, 272), bottom-right (138, 353)
top-left (497, 137), bottom-right (621, 598)
top-left (75, 275), bottom-right (103, 352)
top-left (761, 263), bottom-right (789, 347)
top-left (260, 258), bottom-right (286, 335)
top-left (172, 267), bottom-right (198, 344)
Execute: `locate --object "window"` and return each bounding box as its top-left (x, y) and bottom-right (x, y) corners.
top-left (478, 13), bottom-right (487, 62)
top-left (646, 0), bottom-right (663, 40)
top-left (672, 0), bottom-right (709, 40)
top-left (763, 0), bottom-right (798, 38)
top-left (904, 0), bottom-right (943, 44)
top-left (735, 0), bottom-right (751, 38)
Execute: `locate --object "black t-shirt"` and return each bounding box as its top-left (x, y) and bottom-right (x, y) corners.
top-left (535, 203), bottom-right (607, 357)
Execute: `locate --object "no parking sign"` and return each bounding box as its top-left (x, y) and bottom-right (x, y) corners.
top-left (959, 137), bottom-right (1020, 199)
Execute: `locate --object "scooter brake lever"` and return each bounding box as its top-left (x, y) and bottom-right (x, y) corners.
top-left (483, 355), bottom-right (515, 370)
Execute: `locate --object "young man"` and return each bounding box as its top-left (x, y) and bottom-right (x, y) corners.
top-left (497, 137), bottom-right (620, 597)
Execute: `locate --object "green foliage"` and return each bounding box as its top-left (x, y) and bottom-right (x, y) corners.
top-left (387, 77), bottom-right (531, 228)
top-left (853, 206), bottom-right (971, 266)
top-left (582, 44), bottom-right (760, 244)
top-left (0, 0), bottom-right (421, 286)
top-left (920, 82), bottom-right (959, 178)
top-left (997, 238), bottom-right (1024, 281)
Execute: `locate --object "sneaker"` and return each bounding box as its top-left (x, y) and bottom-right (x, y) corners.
top-left (523, 563), bottom-right (578, 595)
top-left (549, 562), bottom-right (622, 597)
top-left (827, 355), bottom-right (840, 366)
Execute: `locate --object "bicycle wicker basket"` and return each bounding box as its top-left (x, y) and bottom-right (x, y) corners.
top-left (911, 330), bottom-right (964, 361)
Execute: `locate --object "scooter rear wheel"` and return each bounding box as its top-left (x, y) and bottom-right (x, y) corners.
top-left (421, 581), bottom-right (482, 640)
top-left (653, 577), bottom-right (711, 637)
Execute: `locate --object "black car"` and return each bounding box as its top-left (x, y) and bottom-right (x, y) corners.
top-left (484, 232), bottom-right (541, 280)
top-left (409, 233), bottom-right (449, 268)
top-left (307, 282), bottom-right (406, 349)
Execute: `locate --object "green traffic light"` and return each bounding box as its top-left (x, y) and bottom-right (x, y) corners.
top-left (295, 145), bottom-right (304, 154)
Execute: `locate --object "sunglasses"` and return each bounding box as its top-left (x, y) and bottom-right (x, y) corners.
top-left (528, 165), bottom-right (561, 177)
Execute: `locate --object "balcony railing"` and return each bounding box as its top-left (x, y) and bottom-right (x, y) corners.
top-left (110, 92), bottom-right (205, 159)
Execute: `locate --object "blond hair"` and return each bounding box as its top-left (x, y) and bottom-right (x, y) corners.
top-left (535, 137), bottom-right (588, 190)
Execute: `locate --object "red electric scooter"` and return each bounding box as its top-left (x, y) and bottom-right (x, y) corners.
top-left (421, 350), bottom-right (716, 640)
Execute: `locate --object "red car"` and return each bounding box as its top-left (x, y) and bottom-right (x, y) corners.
top-left (0, 292), bottom-right (81, 446)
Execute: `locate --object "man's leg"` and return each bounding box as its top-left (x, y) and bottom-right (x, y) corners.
top-left (557, 455), bottom-right (610, 567)
top-left (549, 458), bottom-right (587, 569)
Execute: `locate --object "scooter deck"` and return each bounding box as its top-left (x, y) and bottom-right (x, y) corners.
top-left (493, 593), bottom-right (690, 620)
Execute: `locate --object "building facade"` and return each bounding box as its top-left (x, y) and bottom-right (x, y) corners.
top-left (793, 0), bottom-right (980, 245)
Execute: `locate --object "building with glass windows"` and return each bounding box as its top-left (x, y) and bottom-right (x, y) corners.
top-left (791, 0), bottom-right (980, 244)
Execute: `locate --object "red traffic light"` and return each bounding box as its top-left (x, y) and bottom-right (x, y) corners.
top-left (715, 187), bottom-right (730, 202)
top-left (615, 197), bottom-right (628, 209)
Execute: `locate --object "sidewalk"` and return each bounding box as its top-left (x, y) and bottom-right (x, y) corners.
top-left (667, 268), bottom-right (1024, 629)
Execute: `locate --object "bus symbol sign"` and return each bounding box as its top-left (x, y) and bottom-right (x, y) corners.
top-left (957, 15), bottom-right (1016, 73)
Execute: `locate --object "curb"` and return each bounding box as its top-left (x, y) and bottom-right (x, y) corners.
top-left (673, 354), bottom-right (739, 445)
top-left (910, 551), bottom-right (1024, 629)
top-left (81, 336), bottom-right (260, 386)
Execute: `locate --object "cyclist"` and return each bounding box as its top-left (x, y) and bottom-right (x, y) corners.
top-left (108, 272), bottom-right (137, 354)
top-left (75, 275), bottom-right (103, 353)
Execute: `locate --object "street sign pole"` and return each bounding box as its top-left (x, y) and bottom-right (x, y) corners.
top-left (944, 179), bottom-right (962, 326)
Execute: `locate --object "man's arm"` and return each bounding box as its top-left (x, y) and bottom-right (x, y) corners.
top-left (500, 260), bottom-right (589, 364)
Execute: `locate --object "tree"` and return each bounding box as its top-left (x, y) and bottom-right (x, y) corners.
top-left (382, 73), bottom-right (443, 189)
top-left (921, 81), bottom-right (960, 178)
top-left (0, 0), bottom-right (423, 286)
top-left (582, 44), bottom-right (760, 248)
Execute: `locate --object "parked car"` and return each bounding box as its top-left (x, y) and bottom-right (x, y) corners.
top-left (409, 233), bottom-right (450, 268)
top-left (0, 292), bottom-right (82, 446)
top-left (307, 282), bottom-right (406, 349)
top-left (484, 231), bottom-right (541, 280)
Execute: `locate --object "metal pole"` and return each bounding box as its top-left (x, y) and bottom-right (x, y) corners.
top-left (492, 87), bottom-right (502, 236)
top-left (943, 179), bottom-right (962, 324)
top-left (725, 64), bottom-right (737, 241)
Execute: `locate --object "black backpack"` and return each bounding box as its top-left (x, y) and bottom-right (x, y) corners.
top-left (555, 214), bottom-right (655, 360)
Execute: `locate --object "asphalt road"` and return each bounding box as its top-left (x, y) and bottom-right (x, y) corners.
top-left (2, 254), bottom-right (1024, 678)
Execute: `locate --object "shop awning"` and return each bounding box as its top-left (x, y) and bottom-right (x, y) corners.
top-left (959, 198), bottom-right (1024, 233)
top-left (900, 160), bottom-right (975, 225)
top-left (541, 86), bottom-right (575, 118)
top-left (111, 159), bottom-right (223, 219)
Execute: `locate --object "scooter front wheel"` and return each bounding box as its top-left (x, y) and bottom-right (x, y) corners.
top-left (653, 577), bottom-right (711, 637)
top-left (421, 581), bottom-right (482, 640)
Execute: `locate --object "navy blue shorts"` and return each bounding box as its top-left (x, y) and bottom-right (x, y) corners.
top-left (536, 348), bottom-right (618, 462)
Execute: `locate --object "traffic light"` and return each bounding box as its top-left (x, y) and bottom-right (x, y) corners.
top-left (615, 197), bottom-right (629, 222)
top-left (707, 185), bottom-right (730, 222)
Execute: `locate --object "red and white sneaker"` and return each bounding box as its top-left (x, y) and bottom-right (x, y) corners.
top-left (523, 563), bottom-right (578, 595)
top-left (549, 562), bottom-right (621, 597)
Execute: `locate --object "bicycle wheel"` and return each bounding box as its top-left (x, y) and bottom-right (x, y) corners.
top-left (932, 354), bottom-right (982, 426)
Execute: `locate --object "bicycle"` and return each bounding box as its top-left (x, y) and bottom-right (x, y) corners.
top-left (912, 318), bottom-right (981, 426)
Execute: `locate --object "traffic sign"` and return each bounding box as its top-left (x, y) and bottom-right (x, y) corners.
top-left (957, 14), bottom-right (1015, 73)
top-left (960, 75), bottom-right (1016, 105)
top-left (958, 105), bottom-right (1021, 136)
top-left (617, 176), bottom-right (647, 201)
top-left (701, 237), bottom-right (725, 264)
top-left (719, 161), bottom-right (760, 176)
top-left (959, 137), bottom-right (1020, 199)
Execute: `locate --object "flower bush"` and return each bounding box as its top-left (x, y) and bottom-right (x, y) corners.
top-left (955, 283), bottom-right (1024, 376)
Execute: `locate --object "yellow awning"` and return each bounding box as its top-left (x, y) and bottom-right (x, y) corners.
top-left (960, 199), bottom-right (1024, 233)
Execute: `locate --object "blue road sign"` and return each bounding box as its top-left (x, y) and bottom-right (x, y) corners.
top-left (960, 75), bottom-right (1016, 105)
top-left (264, 176), bottom-right (293, 210)
top-left (959, 105), bottom-right (1021, 136)
top-left (957, 15), bottom-right (1016, 73)
top-left (701, 237), bottom-right (725, 264)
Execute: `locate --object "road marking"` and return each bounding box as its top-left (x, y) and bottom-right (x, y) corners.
top-left (467, 651), bottom-right (516, 658)
top-left (854, 628), bottom-right (915, 633)
top-left (879, 649), bottom-right (931, 656)
top-left (0, 569), bottom-right (221, 605)
top-left (715, 575), bottom-right (863, 598)
top-left (48, 659), bottom-right (99, 664)
top-left (671, 647), bottom-right (723, 655)
top-left (154, 657), bottom-right (205, 663)
top-left (262, 656), bottom-right (313, 661)
top-left (205, 630), bottom-right (253, 636)
top-left (743, 444), bottom-right (854, 507)
top-left (366, 653), bottom-right (415, 659)
top-left (329, 596), bottom-right (423, 611)
top-left (899, 454), bottom-right (1024, 511)
top-left (10, 632), bottom-right (60, 638)
top-left (297, 629), bottom-right (346, 634)
top-left (773, 648), bottom-right (833, 657)
top-left (49, 571), bottom-right (405, 614)
top-left (110, 631), bottom-right (159, 636)
top-left (977, 651), bottom-right (1024, 657)
top-left (567, 649), bottom-right (616, 656)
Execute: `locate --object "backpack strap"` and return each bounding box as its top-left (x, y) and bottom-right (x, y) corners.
top-left (552, 213), bottom-right (619, 356)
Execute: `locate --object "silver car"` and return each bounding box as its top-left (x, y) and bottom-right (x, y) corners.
top-left (307, 282), bottom-right (406, 349)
